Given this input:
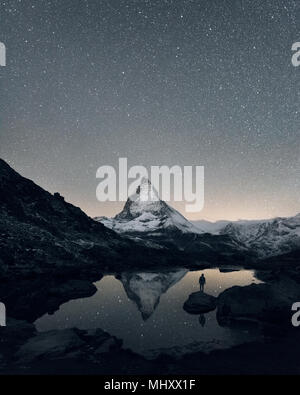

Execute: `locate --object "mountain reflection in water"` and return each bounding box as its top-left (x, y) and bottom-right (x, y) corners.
top-left (35, 268), bottom-right (262, 357)
top-left (119, 270), bottom-right (188, 320)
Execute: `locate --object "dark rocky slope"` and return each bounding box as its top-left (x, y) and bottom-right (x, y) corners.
top-left (0, 159), bottom-right (186, 278)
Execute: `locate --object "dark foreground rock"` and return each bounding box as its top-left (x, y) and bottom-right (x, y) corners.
top-left (0, 318), bottom-right (37, 369)
top-left (1, 323), bottom-right (123, 369)
top-left (2, 322), bottom-right (300, 375)
top-left (183, 291), bottom-right (217, 314)
top-left (13, 327), bottom-right (122, 365)
top-left (15, 329), bottom-right (86, 363)
top-left (217, 276), bottom-right (300, 326)
top-left (0, 318), bottom-right (36, 350)
top-left (0, 278), bottom-right (99, 323)
top-left (47, 280), bottom-right (97, 308)
top-left (219, 267), bottom-right (241, 273)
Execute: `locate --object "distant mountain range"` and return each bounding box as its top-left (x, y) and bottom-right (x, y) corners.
top-left (96, 179), bottom-right (300, 261)
top-left (95, 178), bottom-right (242, 263)
top-left (193, 216), bottom-right (300, 258)
top-left (192, 219), bottom-right (270, 234)
top-left (0, 158), bottom-right (299, 278)
top-left (218, 215), bottom-right (300, 258)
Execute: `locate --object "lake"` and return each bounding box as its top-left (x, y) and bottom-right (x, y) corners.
top-left (35, 268), bottom-right (262, 357)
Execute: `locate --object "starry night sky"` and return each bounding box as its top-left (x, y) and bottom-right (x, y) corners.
top-left (0, 0), bottom-right (299, 221)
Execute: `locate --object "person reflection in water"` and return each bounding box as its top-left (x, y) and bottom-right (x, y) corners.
top-left (199, 273), bottom-right (206, 292)
top-left (199, 314), bottom-right (206, 327)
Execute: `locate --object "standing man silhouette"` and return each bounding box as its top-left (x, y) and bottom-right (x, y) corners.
top-left (199, 273), bottom-right (206, 292)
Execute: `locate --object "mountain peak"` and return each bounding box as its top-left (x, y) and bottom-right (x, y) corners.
top-left (115, 178), bottom-right (163, 221)
top-left (137, 177), bottom-right (151, 189)
top-left (97, 179), bottom-right (203, 236)
top-left (134, 178), bottom-right (159, 203)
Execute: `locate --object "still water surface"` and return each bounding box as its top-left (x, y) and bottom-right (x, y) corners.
top-left (35, 268), bottom-right (262, 357)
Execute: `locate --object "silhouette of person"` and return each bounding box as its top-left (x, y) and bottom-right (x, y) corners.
top-left (199, 314), bottom-right (206, 327)
top-left (199, 273), bottom-right (206, 292)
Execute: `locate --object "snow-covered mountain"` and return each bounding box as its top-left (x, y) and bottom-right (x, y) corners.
top-left (95, 178), bottom-right (300, 261)
top-left (219, 214), bottom-right (300, 258)
top-left (193, 220), bottom-right (232, 234)
top-left (95, 179), bottom-right (203, 236)
top-left (95, 179), bottom-right (244, 262)
top-left (192, 219), bottom-right (271, 235)
top-left (118, 269), bottom-right (188, 320)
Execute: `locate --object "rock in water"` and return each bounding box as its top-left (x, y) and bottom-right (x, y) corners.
top-left (183, 291), bottom-right (217, 314)
top-left (217, 281), bottom-right (300, 326)
top-left (15, 329), bottom-right (86, 363)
